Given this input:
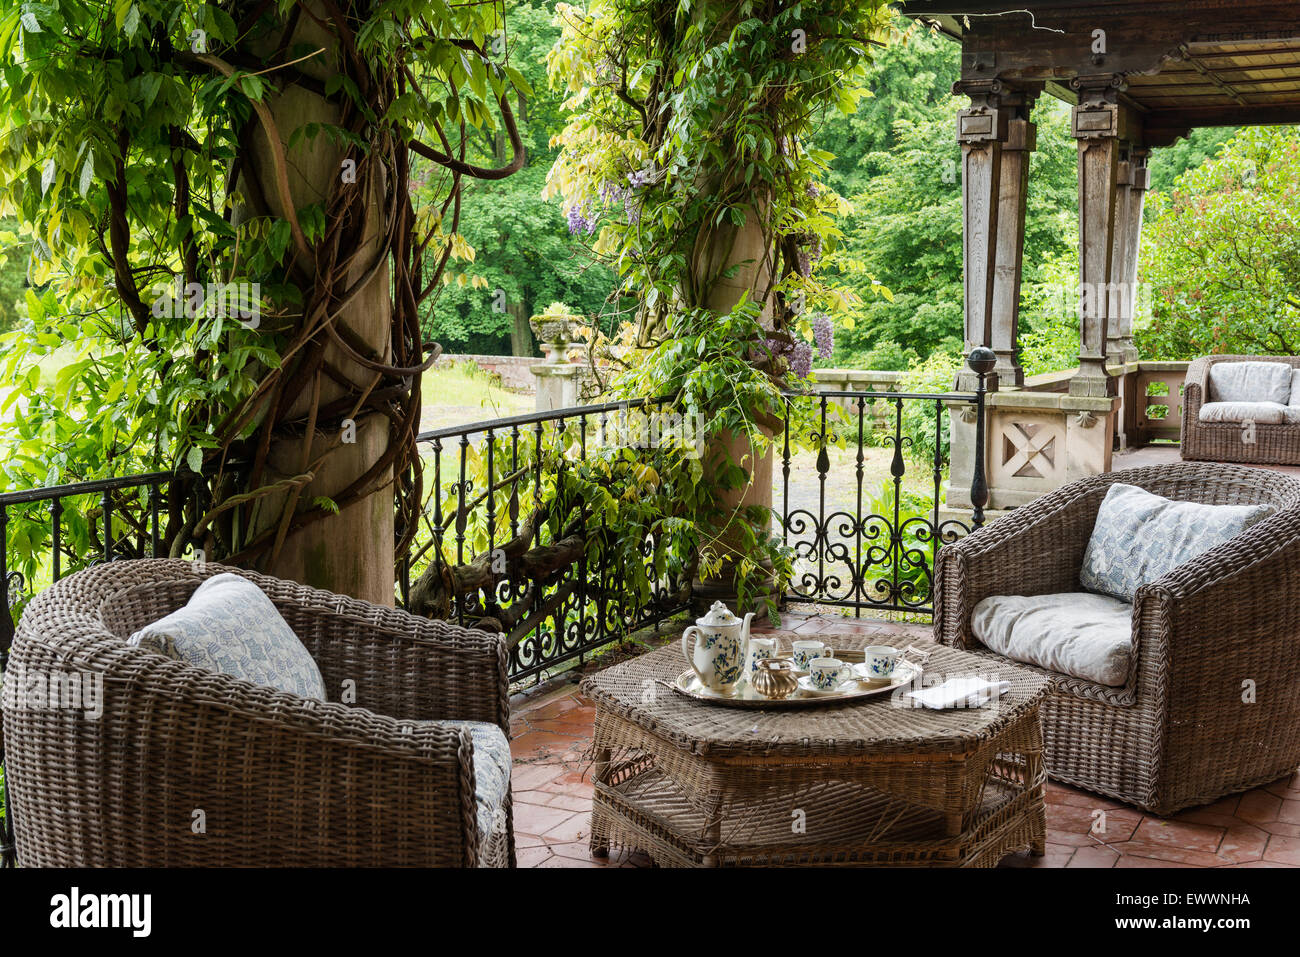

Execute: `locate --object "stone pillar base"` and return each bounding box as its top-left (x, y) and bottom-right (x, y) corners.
top-left (531, 364), bottom-right (582, 412)
top-left (947, 390), bottom-right (1121, 511)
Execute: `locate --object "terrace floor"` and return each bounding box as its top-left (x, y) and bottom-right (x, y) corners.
top-left (509, 611), bottom-right (1300, 868)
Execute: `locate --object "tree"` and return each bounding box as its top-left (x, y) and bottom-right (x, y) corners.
top-left (825, 93), bottom-right (1078, 367)
top-left (1138, 125), bottom-right (1300, 359)
top-left (0, 1), bottom-right (527, 602)
top-left (417, 0), bottom-right (617, 357)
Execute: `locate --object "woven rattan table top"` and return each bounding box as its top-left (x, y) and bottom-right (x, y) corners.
top-left (581, 635), bottom-right (1051, 760)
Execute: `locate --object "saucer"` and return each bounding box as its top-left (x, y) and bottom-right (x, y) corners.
top-left (852, 662), bottom-right (899, 683)
top-left (796, 675), bottom-right (858, 696)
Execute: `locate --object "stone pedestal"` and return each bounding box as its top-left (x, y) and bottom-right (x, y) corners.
top-left (947, 390), bottom-right (1121, 511)
top-left (531, 363), bottom-right (583, 412)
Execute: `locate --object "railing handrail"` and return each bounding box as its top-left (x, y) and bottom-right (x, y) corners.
top-left (0, 469), bottom-right (179, 506)
top-left (412, 387), bottom-right (982, 446)
top-left (414, 394), bottom-right (675, 443)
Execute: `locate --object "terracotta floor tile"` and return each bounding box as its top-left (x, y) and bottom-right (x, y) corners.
top-left (1277, 798), bottom-right (1300, 825)
top-left (1236, 790), bottom-right (1283, 824)
top-left (1109, 841), bottom-right (1229, 867)
top-left (1225, 860), bottom-right (1298, 868)
top-left (541, 811), bottom-right (591, 845)
top-left (1115, 855), bottom-right (1191, 868)
top-left (1263, 834), bottom-right (1300, 865)
top-left (506, 614), bottom-right (1300, 868)
top-left (537, 854), bottom-right (599, 867)
top-left (1066, 844), bottom-right (1119, 867)
top-left (1047, 803), bottom-right (1142, 843)
top-left (545, 792), bottom-right (593, 813)
top-left (510, 762), bottom-right (564, 791)
top-left (510, 730), bottom-right (589, 759)
top-left (1131, 818), bottom-right (1224, 854)
top-left (1258, 820), bottom-right (1300, 838)
top-left (1215, 826), bottom-right (1270, 864)
top-left (516, 844), bottom-right (554, 867)
top-left (538, 770), bottom-right (594, 793)
top-left (514, 803), bottom-right (577, 836)
top-left (548, 840), bottom-right (603, 862)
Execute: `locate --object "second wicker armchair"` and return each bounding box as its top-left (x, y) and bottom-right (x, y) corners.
top-left (934, 462), bottom-right (1300, 816)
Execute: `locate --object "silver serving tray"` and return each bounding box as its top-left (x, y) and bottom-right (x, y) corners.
top-left (668, 658), bottom-right (922, 709)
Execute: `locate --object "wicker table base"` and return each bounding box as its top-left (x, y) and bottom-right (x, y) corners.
top-left (582, 637), bottom-right (1049, 867)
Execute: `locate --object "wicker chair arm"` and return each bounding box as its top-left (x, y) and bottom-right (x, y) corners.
top-left (1127, 510), bottom-right (1300, 786)
top-left (934, 480), bottom-right (1103, 648)
top-left (277, 597), bottom-right (510, 733)
top-left (4, 621), bottom-right (486, 867)
top-left (1182, 356), bottom-right (1213, 422)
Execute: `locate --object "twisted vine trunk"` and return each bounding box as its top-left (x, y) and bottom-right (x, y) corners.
top-left (231, 10), bottom-right (395, 603)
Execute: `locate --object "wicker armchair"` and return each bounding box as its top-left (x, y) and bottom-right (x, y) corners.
top-left (1182, 354), bottom-right (1300, 465)
top-left (934, 462), bottom-right (1300, 816)
top-left (1, 559), bottom-right (514, 867)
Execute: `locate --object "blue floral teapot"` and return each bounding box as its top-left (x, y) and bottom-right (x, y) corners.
top-left (681, 601), bottom-right (756, 693)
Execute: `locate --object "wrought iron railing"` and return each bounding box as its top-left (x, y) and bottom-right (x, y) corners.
top-left (779, 388), bottom-right (982, 615)
top-left (399, 395), bottom-right (692, 684)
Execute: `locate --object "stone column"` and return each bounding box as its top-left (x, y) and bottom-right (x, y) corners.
top-left (990, 90), bottom-right (1038, 389)
top-left (1070, 77), bottom-right (1123, 398)
top-left (954, 79), bottom-right (1008, 391)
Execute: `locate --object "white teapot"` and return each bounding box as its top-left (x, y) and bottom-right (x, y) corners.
top-left (681, 601), bottom-right (756, 693)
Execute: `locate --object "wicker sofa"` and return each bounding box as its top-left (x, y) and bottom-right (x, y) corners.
top-left (934, 462), bottom-right (1300, 816)
top-left (0, 559), bottom-right (514, 867)
top-left (1182, 354), bottom-right (1300, 465)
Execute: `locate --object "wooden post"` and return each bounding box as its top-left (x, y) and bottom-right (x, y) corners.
top-left (1118, 149), bottom-right (1150, 363)
top-left (955, 80), bottom-right (1008, 391)
top-left (1070, 77), bottom-right (1122, 398)
top-left (990, 91), bottom-right (1038, 389)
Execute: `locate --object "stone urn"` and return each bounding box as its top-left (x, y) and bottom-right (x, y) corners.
top-left (529, 304), bottom-right (584, 363)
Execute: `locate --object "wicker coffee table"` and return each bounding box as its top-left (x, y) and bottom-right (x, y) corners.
top-left (581, 636), bottom-right (1050, 867)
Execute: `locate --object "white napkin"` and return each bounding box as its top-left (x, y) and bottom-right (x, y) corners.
top-left (906, 677), bottom-right (1010, 710)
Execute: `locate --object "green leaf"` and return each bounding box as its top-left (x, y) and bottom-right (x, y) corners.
top-left (186, 447), bottom-right (203, 473)
top-left (78, 149), bottom-right (94, 197)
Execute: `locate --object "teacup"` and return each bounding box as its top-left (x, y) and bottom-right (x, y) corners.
top-left (809, 657), bottom-right (851, 691)
top-left (865, 645), bottom-right (902, 679)
top-left (791, 640), bottom-right (833, 671)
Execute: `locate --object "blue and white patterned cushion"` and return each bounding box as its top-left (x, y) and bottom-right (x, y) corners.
top-left (128, 573), bottom-right (325, 700)
top-left (1080, 484), bottom-right (1273, 602)
top-left (441, 719), bottom-right (512, 844)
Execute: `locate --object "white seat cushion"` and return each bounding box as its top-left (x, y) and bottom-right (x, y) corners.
top-left (128, 573), bottom-right (325, 699)
top-left (1289, 368), bottom-right (1300, 408)
top-left (971, 592), bottom-right (1132, 686)
top-left (1080, 483), bottom-right (1273, 601)
top-left (1199, 400), bottom-right (1288, 424)
top-left (442, 719), bottom-right (512, 844)
top-left (1208, 361), bottom-right (1292, 404)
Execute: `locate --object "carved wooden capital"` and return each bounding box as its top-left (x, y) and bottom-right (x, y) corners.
top-left (1072, 100), bottom-right (1119, 141)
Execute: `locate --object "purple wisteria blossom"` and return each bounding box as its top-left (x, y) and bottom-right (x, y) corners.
top-left (567, 202), bottom-right (596, 236)
top-left (789, 341), bottom-right (813, 379)
top-left (811, 313), bottom-right (834, 360)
